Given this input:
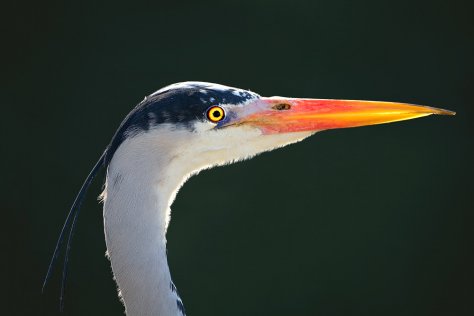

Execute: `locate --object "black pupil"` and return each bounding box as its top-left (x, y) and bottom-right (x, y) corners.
top-left (212, 110), bottom-right (221, 118)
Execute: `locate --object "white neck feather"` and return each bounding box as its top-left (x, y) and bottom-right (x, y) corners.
top-left (102, 131), bottom-right (192, 316)
top-left (101, 124), bottom-right (314, 316)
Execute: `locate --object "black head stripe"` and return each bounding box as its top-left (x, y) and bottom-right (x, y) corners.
top-left (105, 82), bottom-right (260, 164)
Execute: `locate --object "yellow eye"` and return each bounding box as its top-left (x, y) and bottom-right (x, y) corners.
top-left (206, 106), bottom-right (225, 123)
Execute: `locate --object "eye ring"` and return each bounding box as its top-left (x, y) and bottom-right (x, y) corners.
top-left (206, 106), bottom-right (226, 123)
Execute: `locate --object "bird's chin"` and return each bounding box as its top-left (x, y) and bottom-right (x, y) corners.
top-left (229, 127), bottom-right (316, 160)
top-left (194, 124), bottom-right (316, 169)
top-left (258, 130), bottom-right (317, 148)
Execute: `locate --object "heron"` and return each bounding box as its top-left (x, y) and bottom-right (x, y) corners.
top-left (43, 81), bottom-right (454, 315)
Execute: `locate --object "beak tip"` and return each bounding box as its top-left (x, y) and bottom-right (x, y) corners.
top-left (434, 108), bottom-right (456, 116)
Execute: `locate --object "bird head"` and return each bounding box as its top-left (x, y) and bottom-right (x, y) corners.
top-left (106, 81), bottom-right (454, 175)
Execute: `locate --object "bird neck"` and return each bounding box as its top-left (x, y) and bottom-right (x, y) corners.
top-left (100, 126), bottom-right (315, 315)
top-left (102, 133), bottom-right (194, 316)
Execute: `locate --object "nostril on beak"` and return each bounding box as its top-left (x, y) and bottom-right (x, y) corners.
top-left (272, 103), bottom-right (291, 111)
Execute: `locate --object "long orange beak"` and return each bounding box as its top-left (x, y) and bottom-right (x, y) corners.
top-left (234, 97), bottom-right (455, 134)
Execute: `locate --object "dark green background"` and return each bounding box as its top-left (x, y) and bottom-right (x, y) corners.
top-left (4, 0), bottom-right (473, 315)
